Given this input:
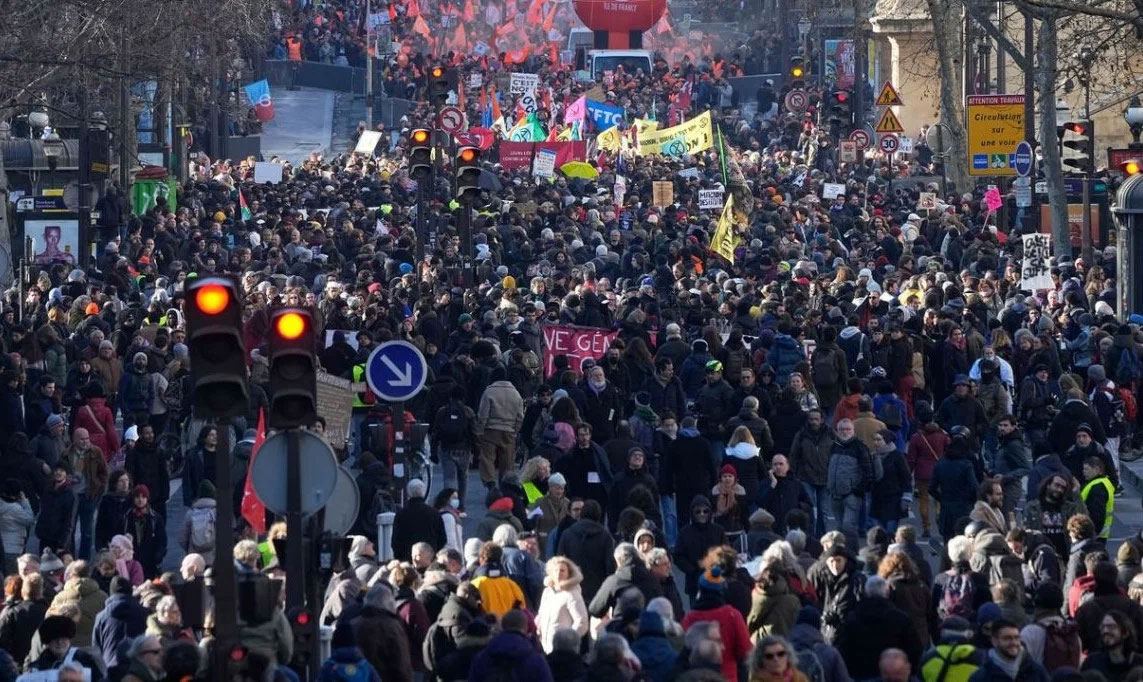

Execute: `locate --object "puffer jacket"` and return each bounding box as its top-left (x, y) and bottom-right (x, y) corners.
top-left (477, 380), bottom-right (524, 434)
top-left (746, 574), bottom-right (802, 638)
top-left (789, 423), bottom-right (833, 487)
top-left (535, 564), bottom-right (589, 653)
top-left (50, 577), bottom-right (108, 646)
top-left (723, 441), bottom-right (765, 503)
top-left (0, 498), bottom-right (34, 558)
top-left (827, 437), bottom-right (875, 498)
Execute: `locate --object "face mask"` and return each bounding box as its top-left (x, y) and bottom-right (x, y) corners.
top-left (449, 498), bottom-right (461, 509)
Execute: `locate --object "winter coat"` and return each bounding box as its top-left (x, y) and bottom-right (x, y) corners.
top-left (643, 373), bottom-right (687, 420)
top-left (789, 424), bottom-right (834, 487)
top-left (477, 380), bottom-right (525, 434)
top-left (0, 598), bottom-right (47, 666)
top-left (723, 441), bottom-right (765, 504)
top-left (664, 431), bottom-right (716, 511)
top-left (787, 623), bottom-right (851, 682)
top-left (0, 498), bottom-right (34, 558)
top-left (694, 379), bottom-right (737, 439)
top-left (827, 437), bottom-right (875, 498)
top-left (769, 334), bottom-right (805, 387)
top-left (836, 594), bottom-right (923, 678)
top-left (468, 630), bottom-right (553, 682)
top-left (124, 507), bottom-right (166, 577)
top-left (1049, 399), bottom-right (1106, 454)
top-left (758, 475), bottom-right (812, 534)
top-left (319, 646), bottom-right (382, 682)
top-left (582, 381), bottom-right (624, 443)
top-left (811, 343), bottom-right (849, 408)
top-left (535, 565), bottom-right (589, 653)
top-left (746, 574), bottom-right (801, 638)
top-left (1062, 441), bottom-right (1119, 489)
top-left (929, 446), bottom-right (980, 534)
top-left (994, 431), bottom-right (1032, 508)
top-left (555, 519), bottom-right (615, 602)
top-left (966, 651), bottom-right (1050, 681)
top-left (870, 448), bottom-right (912, 522)
top-left (852, 411), bottom-right (887, 452)
top-left (680, 350), bottom-right (714, 399)
top-left (353, 605), bottom-right (413, 682)
top-left (681, 597), bottom-right (752, 681)
top-left (887, 573), bottom-right (932, 646)
top-left (810, 554), bottom-right (864, 641)
top-left (125, 441), bottom-right (169, 511)
top-left (675, 498), bottom-right (726, 597)
top-left (589, 564), bottom-right (662, 618)
top-left (631, 615), bottom-right (678, 682)
top-left (91, 592), bottom-right (148, 669)
top-left (607, 465), bottom-right (660, 531)
top-left (474, 509), bottom-right (523, 542)
top-left (1075, 591), bottom-right (1143, 653)
top-left (95, 492), bottom-right (131, 551)
top-left (35, 480), bottom-right (76, 552)
top-left (936, 394), bottom-right (988, 436)
top-left (770, 398), bottom-right (808, 455)
top-left (51, 577), bottom-right (107, 647)
top-left (391, 496), bottom-right (446, 560)
top-left (74, 398), bottom-right (119, 460)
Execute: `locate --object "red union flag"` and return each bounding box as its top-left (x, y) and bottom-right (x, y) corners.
top-left (542, 324), bottom-right (619, 378)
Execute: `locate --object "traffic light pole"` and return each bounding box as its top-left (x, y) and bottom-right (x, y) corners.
top-left (211, 423), bottom-right (237, 682)
top-left (285, 429), bottom-right (305, 612)
top-left (458, 199), bottom-right (473, 286)
top-left (1082, 175), bottom-right (1093, 265)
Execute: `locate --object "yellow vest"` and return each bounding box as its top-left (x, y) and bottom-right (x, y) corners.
top-left (1080, 476), bottom-right (1115, 538)
top-left (352, 364), bottom-right (373, 408)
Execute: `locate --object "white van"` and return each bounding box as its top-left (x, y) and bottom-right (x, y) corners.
top-left (588, 50), bottom-right (654, 81)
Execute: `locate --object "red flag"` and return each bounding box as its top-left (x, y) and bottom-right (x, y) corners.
top-left (462, 0), bottom-right (475, 22)
top-left (240, 410), bottom-right (267, 535)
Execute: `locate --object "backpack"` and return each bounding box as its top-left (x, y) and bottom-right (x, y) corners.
top-left (1115, 346), bottom-right (1143, 385)
top-left (320, 658), bottom-right (374, 682)
top-left (791, 643), bottom-right (825, 682)
top-left (435, 402), bottom-right (471, 448)
top-left (938, 572), bottom-right (976, 620)
top-left (878, 401), bottom-right (904, 430)
top-left (812, 348), bottom-right (840, 388)
top-left (988, 554), bottom-right (1025, 597)
top-left (1024, 543), bottom-right (1062, 594)
top-left (187, 505), bottom-right (216, 552)
top-left (1041, 619), bottom-right (1082, 671)
top-left (1117, 386), bottom-right (1138, 422)
top-left (507, 349), bottom-right (540, 393)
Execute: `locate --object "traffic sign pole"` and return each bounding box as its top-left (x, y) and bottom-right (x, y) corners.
top-left (210, 423), bottom-right (237, 682)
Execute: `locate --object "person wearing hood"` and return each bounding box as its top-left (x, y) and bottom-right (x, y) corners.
top-left (993, 415), bottom-right (1031, 517)
top-left (49, 560), bottom-right (108, 648)
top-left (535, 556), bottom-right (589, 653)
top-left (118, 351), bottom-right (154, 429)
top-left (674, 495), bottom-right (725, 600)
top-left (422, 580), bottom-right (483, 676)
top-left (936, 375), bottom-right (989, 438)
top-left (869, 429), bottom-right (912, 535)
top-left (679, 339), bottom-right (714, 399)
top-left (787, 605), bottom-right (851, 682)
top-left (725, 395), bottom-right (775, 459)
top-left (555, 499), bottom-right (614, 603)
top-left (835, 575), bottom-right (923, 678)
top-left (468, 608), bottom-right (553, 682)
top-left (353, 583), bottom-right (413, 682)
top-left (179, 480), bottom-right (218, 566)
top-left (769, 321), bottom-right (807, 387)
top-left (681, 565), bottom-right (753, 682)
top-left (319, 620), bottom-right (382, 682)
top-left (971, 619), bottom-right (1051, 681)
top-left (837, 320), bottom-right (871, 376)
top-left (36, 464), bottom-right (76, 554)
top-left (631, 610), bottom-right (678, 681)
top-left (929, 426), bottom-right (981, 541)
top-left (788, 408), bottom-right (833, 536)
top-left (607, 446), bottom-right (660, 531)
top-left (921, 615), bottom-right (985, 681)
top-left (1050, 389), bottom-right (1107, 458)
top-left (826, 419), bottom-right (875, 549)
top-left (810, 545), bottom-right (865, 643)
top-left (722, 424), bottom-right (765, 506)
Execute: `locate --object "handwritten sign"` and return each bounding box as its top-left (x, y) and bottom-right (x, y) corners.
top-left (822, 183), bottom-right (846, 200)
top-left (652, 180), bottom-right (674, 207)
top-left (533, 148), bottom-right (557, 178)
top-left (698, 189), bottom-right (724, 210)
top-left (1020, 233), bottom-right (1053, 291)
top-left (542, 324), bottom-right (619, 377)
top-left (316, 372), bottom-right (355, 444)
top-left (509, 72), bottom-right (540, 95)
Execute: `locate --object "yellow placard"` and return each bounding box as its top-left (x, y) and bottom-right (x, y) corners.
top-left (875, 81), bottom-right (903, 107)
top-left (636, 111), bottom-right (714, 156)
top-left (966, 94), bottom-right (1026, 177)
top-left (596, 125), bottom-right (622, 152)
top-left (874, 108), bottom-right (905, 134)
top-left (709, 193), bottom-right (738, 263)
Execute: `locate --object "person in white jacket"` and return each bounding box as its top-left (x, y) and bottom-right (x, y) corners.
top-left (535, 555), bottom-right (589, 653)
top-left (0, 480), bottom-right (35, 575)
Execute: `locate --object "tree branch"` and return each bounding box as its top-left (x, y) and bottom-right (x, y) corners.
top-left (962, 0), bottom-right (1031, 71)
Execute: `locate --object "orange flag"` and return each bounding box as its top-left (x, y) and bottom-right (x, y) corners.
top-left (542, 4), bottom-right (558, 32)
top-left (462, 0), bottom-right (475, 22)
top-left (525, 0), bottom-right (545, 24)
top-left (412, 15), bottom-right (430, 37)
top-left (490, 85), bottom-right (502, 122)
top-left (240, 410), bottom-right (267, 535)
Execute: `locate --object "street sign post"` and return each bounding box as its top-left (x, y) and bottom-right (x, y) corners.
top-left (874, 108), bottom-right (905, 134)
top-left (1014, 140), bottom-right (1034, 177)
top-left (875, 81), bottom-right (904, 107)
top-left (784, 89), bottom-right (808, 113)
top-left (850, 129), bottom-right (871, 150)
top-left (366, 340), bottom-right (429, 402)
top-left (323, 466), bottom-right (361, 535)
top-left (879, 134), bottom-right (900, 154)
top-left (251, 430), bottom-right (339, 515)
top-left (966, 94), bottom-right (1026, 176)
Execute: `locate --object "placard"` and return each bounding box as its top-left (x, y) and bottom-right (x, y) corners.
top-left (520, 90), bottom-right (538, 114)
top-left (822, 183), bottom-right (846, 200)
top-left (316, 371), bottom-right (355, 444)
top-left (839, 140), bottom-right (858, 163)
top-left (652, 180), bottom-right (674, 207)
top-left (917, 192), bottom-right (938, 210)
top-left (469, 72), bottom-right (483, 89)
top-left (253, 161), bottom-right (283, 184)
top-left (355, 130), bottom-right (383, 155)
top-left (1020, 233), bottom-right (1053, 291)
top-left (698, 188), bottom-right (724, 209)
top-left (678, 167), bottom-right (701, 179)
top-left (509, 72), bottom-right (540, 95)
top-left (542, 324), bottom-right (620, 377)
top-left (533, 148), bottom-right (557, 178)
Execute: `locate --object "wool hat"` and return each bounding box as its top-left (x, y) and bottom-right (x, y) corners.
top-left (197, 480), bottom-right (216, 499)
top-left (110, 576), bottom-right (133, 596)
top-left (1077, 423), bottom-right (1095, 437)
top-left (939, 616), bottom-right (974, 640)
top-left (547, 472), bottom-right (567, 487)
top-left (720, 464), bottom-right (737, 478)
top-left (976, 602), bottom-right (1003, 626)
top-left (39, 549), bottom-right (64, 573)
top-left (488, 497), bottom-right (514, 513)
top-left (39, 615), bottom-right (77, 643)
top-left (1087, 365), bottom-right (1107, 383)
top-left (705, 360), bottom-right (723, 373)
top-left (46, 414), bottom-right (64, 428)
top-left (697, 565), bottom-right (726, 593)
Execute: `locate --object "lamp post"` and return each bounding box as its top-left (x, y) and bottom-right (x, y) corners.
top-left (1126, 96), bottom-right (1143, 149)
top-left (41, 127), bottom-right (63, 191)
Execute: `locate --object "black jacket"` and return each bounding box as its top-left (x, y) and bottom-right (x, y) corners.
top-left (607, 465), bottom-right (660, 531)
top-left (391, 497), bottom-right (447, 559)
top-left (789, 423), bottom-right (834, 487)
top-left (1050, 399), bottom-right (1107, 454)
top-left (556, 518), bottom-right (615, 603)
top-left (642, 373), bottom-right (686, 421)
top-left (836, 594), bottom-right (924, 679)
top-left (588, 564), bottom-right (662, 617)
top-left (0, 598), bottom-right (47, 666)
top-left (35, 481), bottom-right (76, 552)
top-left (664, 432), bottom-right (716, 511)
top-left (674, 496), bottom-right (726, 597)
top-left (870, 449), bottom-right (912, 522)
top-left (758, 475), bottom-right (811, 534)
top-left (124, 507), bottom-right (166, 577)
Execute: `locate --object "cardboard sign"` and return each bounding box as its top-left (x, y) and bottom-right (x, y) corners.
top-left (984, 185), bottom-right (1003, 212)
top-left (652, 180), bottom-right (674, 207)
top-left (698, 188), bottom-right (724, 209)
top-left (542, 324), bottom-right (619, 377)
top-left (355, 130), bottom-right (383, 155)
top-left (533, 148), bottom-right (557, 178)
top-left (898, 136), bottom-right (914, 153)
top-left (678, 167), bottom-right (701, 179)
top-left (509, 72), bottom-right (540, 95)
top-left (1020, 233), bottom-right (1053, 290)
top-left (917, 192), bottom-right (938, 210)
top-left (839, 140), bottom-right (858, 162)
top-left (253, 162), bottom-right (283, 184)
top-left (822, 182), bottom-right (846, 200)
top-left (316, 372), bottom-right (355, 444)
top-left (520, 90), bottom-right (539, 114)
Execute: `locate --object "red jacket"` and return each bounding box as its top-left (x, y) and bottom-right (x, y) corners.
top-left (907, 425), bottom-right (950, 482)
top-left (682, 602), bottom-right (751, 681)
top-left (74, 398), bottom-right (119, 462)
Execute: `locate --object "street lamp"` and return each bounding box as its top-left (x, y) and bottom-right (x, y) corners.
top-left (41, 127), bottom-right (63, 188)
top-left (1126, 96), bottom-right (1143, 148)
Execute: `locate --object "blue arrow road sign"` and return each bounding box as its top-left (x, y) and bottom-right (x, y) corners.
top-left (365, 340), bottom-right (428, 402)
top-left (1013, 140), bottom-right (1033, 177)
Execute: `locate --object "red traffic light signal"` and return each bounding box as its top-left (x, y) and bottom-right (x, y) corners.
top-left (294, 611), bottom-right (311, 626)
top-left (1063, 121), bottom-right (1088, 135)
top-left (835, 91), bottom-right (849, 104)
top-left (229, 646), bottom-right (248, 662)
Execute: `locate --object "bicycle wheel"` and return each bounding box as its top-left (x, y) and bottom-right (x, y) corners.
top-left (408, 453), bottom-right (433, 497)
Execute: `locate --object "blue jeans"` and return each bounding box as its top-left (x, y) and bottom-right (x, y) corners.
top-left (77, 494), bottom-right (100, 561)
top-left (802, 482), bottom-right (830, 537)
top-left (661, 495), bottom-right (678, 547)
top-left (870, 516), bottom-right (900, 536)
top-left (831, 494), bottom-right (862, 549)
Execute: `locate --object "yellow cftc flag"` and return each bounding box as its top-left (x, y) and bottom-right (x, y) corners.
top-left (709, 193), bottom-right (739, 263)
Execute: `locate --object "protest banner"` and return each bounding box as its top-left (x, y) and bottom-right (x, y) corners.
top-left (509, 72), bottom-right (540, 95)
top-left (636, 110), bottom-right (714, 156)
top-left (652, 181), bottom-right (674, 207)
top-left (586, 100), bottom-right (625, 130)
top-left (1020, 233), bottom-right (1053, 290)
top-left (698, 188), bottom-right (724, 209)
top-left (542, 324), bottom-right (620, 377)
top-left (533, 148), bottom-right (557, 178)
top-left (498, 141), bottom-right (588, 170)
top-left (822, 183), bottom-right (846, 200)
top-left (315, 372), bottom-right (354, 444)
top-left (709, 194), bottom-right (739, 263)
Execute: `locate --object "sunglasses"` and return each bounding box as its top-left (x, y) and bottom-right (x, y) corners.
top-left (764, 650), bottom-right (788, 660)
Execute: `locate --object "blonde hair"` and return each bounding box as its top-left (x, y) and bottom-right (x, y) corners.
top-left (728, 425), bottom-right (755, 447)
top-left (520, 457), bottom-right (551, 484)
top-left (234, 540), bottom-right (261, 567)
top-left (544, 555), bottom-right (576, 581)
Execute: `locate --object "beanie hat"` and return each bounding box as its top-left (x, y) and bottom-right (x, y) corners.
top-left (692, 339), bottom-right (708, 353)
top-left (976, 601), bottom-right (1002, 626)
top-left (489, 497), bottom-right (514, 513)
top-left (197, 480), bottom-right (216, 499)
top-left (796, 605), bottom-right (822, 628)
top-left (110, 576), bottom-right (133, 596)
top-left (1087, 365), bottom-right (1107, 383)
top-left (698, 565), bottom-right (726, 593)
top-left (39, 615), bottom-right (77, 643)
top-left (719, 464), bottom-right (737, 478)
top-left (547, 472), bottom-right (567, 487)
top-left (939, 615), bottom-right (974, 640)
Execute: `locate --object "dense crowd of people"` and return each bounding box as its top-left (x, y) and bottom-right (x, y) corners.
top-left (2, 0), bottom-right (1143, 679)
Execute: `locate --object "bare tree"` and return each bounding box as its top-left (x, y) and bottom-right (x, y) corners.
top-left (926, 0), bottom-right (972, 192)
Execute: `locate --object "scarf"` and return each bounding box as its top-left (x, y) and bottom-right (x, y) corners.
top-left (987, 648), bottom-right (1023, 679)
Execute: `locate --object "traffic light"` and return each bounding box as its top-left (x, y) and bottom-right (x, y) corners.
top-left (185, 278), bottom-right (248, 418)
top-left (828, 90), bottom-right (852, 128)
top-left (287, 607), bottom-right (316, 671)
top-left (1119, 158), bottom-right (1142, 175)
top-left (455, 145), bottom-right (481, 201)
top-left (409, 128), bottom-right (432, 179)
top-left (426, 66), bottom-right (453, 108)
top-left (789, 56), bottom-right (806, 88)
top-left (267, 307), bottom-right (317, 429)
top-left (228, 644), bottom-right (249, 678)
top-left (1060, 120), bottom-right (1094, 175)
